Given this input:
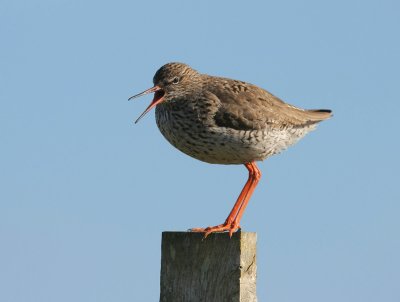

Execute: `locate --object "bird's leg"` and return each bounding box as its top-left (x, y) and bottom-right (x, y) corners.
top-left (191, 161), bottom-right (261, 238)
top-left (231, 162), bottom-right (261, 229)
top-left (210, 162), bottom-right (258, 231)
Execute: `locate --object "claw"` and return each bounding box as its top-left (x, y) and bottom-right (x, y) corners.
top-left (190, 223), bottom-right (240, 238)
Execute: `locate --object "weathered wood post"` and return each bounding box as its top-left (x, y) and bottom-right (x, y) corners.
top-left (160, 231), bottom-right (257, 302)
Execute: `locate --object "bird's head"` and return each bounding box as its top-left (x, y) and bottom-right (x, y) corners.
top-left (129, 62), bottom-right (200, 123)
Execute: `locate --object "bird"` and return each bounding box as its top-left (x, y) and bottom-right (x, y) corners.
top-left (129, 62), bottom-right (331, 237)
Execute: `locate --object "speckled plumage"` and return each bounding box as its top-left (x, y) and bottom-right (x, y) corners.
top-left (152, 63), bottom-right (331, 164)
top-left (130, 62), bottom-right (331, 236)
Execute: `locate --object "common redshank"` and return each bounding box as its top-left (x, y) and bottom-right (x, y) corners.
top-left (129, 63), bottom-right (331, 237)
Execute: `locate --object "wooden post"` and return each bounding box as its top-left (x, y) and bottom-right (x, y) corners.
top-left (160, 231), bottom-right (257, 302)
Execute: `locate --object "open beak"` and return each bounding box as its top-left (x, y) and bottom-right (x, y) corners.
top-left (128, 85), bottom-right (165, 123)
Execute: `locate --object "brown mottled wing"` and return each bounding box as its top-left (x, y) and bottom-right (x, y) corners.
top-left (208, 76), bottom-right (332, 131)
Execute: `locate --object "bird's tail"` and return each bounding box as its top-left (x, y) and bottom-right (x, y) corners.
top-left (304, 109), bottom-right (333, 122)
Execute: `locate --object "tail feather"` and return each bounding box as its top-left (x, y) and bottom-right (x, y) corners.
top-left (304, 109), bottom-right (333, 122)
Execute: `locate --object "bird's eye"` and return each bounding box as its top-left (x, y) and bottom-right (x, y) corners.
top-left (172, 77), bottom-right (179, 84)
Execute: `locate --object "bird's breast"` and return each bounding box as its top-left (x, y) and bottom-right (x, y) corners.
top-left (154, 99), bottom-right (316, 165)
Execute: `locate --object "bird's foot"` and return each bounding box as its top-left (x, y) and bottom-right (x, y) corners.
top-left (190, 222), bottom-right (240, 238)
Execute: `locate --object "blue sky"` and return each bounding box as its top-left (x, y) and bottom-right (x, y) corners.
top-left (1, 0), bottom-right (399, 301)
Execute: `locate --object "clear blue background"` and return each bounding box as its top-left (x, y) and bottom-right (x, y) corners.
top-left (1, 0), bottom-right (399, 301)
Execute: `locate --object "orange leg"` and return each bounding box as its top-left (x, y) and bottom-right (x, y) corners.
top-left (191, 161), bottom-right (262, 238)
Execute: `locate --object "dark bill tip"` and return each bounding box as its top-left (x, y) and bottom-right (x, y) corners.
top-left (128, 86), bottom-right (161, 101)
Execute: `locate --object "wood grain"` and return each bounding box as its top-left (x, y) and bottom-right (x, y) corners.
top-left (160, 231), bottom-right (257, 302)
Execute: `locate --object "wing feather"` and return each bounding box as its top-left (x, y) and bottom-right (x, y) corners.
top-left (207, 76), bottom-right (331, 131)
